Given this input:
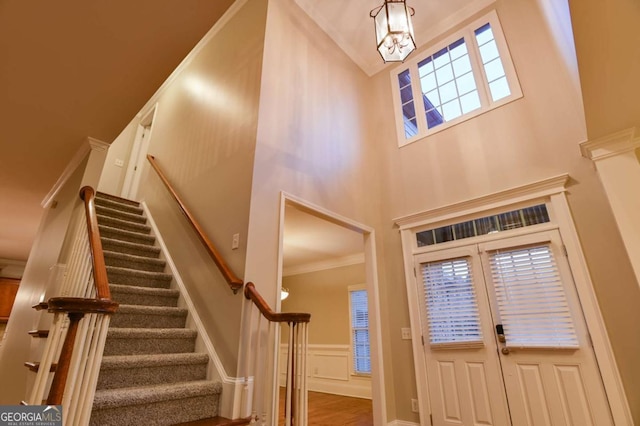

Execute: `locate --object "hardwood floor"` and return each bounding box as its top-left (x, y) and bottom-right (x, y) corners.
top-left (278, 388), bottom-right (373, 426)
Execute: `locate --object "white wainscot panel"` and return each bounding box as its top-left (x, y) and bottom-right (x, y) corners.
top-left (279, 344), bottom-right (372, 399)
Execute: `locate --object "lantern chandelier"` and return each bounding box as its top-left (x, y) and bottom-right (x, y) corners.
top-left (370, 0), bottom-right (416, 63)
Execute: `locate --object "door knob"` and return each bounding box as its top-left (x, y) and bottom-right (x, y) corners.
top-left (501, 347), bottom-right (510, 355)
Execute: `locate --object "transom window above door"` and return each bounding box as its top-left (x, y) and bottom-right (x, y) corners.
top-left (390, 10), bottom-right (522, 146)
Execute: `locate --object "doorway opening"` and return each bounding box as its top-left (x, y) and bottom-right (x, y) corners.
top-left (275, 194), bottom-right (386, 425)
top-left (121, 103), bottom-right (157, 200)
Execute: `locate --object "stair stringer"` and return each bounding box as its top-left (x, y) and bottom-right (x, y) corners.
top-left (141, 202), bottom-right (251, 420)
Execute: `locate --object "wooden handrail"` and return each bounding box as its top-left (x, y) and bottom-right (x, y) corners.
top-left (244, 283), bottom-right (310, 323)
top-left (80, 186), bottom-right (111, 300)
top-left (44, 186), bottom-right (118, 406)
top-left (147, 155), bottom-right (244, 293)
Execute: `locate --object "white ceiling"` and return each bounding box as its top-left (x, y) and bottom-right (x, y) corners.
top-left (294, 0), bottom-right (496, 76)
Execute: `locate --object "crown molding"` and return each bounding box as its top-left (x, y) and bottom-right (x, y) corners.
top-left (41, 137), bottom-right (109, 208)
top-left (283, 253), bottom-right (365, 277)
top-left (580, 127), bottom-right (640, 162)
top-left (394, 174), bottom-right (570, 229)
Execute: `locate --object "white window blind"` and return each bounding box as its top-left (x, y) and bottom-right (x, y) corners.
top-left (349, 290), bottom-right (371, 374)
top-left (421, 258), bottom-right (483, 346)
top-left (488, 244), bottom-right (579, 348)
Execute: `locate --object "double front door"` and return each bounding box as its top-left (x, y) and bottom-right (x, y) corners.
top-left (415, 230), bottom-right (612, 426)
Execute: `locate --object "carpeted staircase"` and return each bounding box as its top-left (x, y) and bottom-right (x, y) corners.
top-left (90, 192), bottom-right (223, 425)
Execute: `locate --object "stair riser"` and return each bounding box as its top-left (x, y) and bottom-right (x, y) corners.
top-left (106, 271), bottom-right (172, 289)
top-left (105, 255), bottom-right (166, 273)
top-left (100, 228), bottom-right (156, 246)
top-left (103, 337), bottom-right (196, 356)
top-left (90, 394), bottom-right (219, 426)
top-left (110, 313), bottom-right (187, 329)
top-left (97, 363), bottom-right (207, 390)
top-left (110, 290), bottom-right (178, 307)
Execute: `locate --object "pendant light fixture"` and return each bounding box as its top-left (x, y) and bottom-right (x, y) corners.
top-left (370, 0), bottom-right (416, 63)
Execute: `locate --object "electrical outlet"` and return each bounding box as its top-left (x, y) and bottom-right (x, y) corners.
top-left (411, 398), bottom-right (419, 413)
top-left (401, 327), bottom-right (412, 340)
top-left (114, 158), bottom-right (124, 167)
top-left (232, 233), bottom-right (240, 250)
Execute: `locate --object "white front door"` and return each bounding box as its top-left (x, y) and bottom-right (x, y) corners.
top-left (416, 230), bottom-right (613, 426)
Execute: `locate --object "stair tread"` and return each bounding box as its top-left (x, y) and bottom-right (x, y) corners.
top-left (101, 237), bottom-right (161, 254)
top-left (95, 196), bottom-right (143, 215)
top-left (98, 214), bottom-right (151, 233)
top-left (101, 352), bottom-right (209, 369)
top-left (96, 192), bottom-right (141, 207)
top-left (93, 380), bottom-right (222, 409)
top-left (107, 265), bottom-right (172, 279)
top-left (116, 304), bottom-right (187, 316)
top-left (96, 205), bottom-right (147, 223)
top-left (99, 225), bottom-right (156, 244)
top-left (107, 328), bottom-right (197, 338)
top-left (110, 283), bottom-right (179, 296)
top-left (105, 250), bottom-right (166, 263)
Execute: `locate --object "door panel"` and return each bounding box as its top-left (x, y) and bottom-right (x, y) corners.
top-left (416, 246), bottom-right (511, 426)
top-left (479, 231), bottom-right (613, 426)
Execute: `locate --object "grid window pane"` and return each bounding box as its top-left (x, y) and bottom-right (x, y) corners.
top-left (433, 48), bottom-right (450, 69)
top-left (394, 16), bottom-right (520, 141)
top-left (489, 76), bottom-right (511, 101)
top-left (416, 37), bottom-right (480, 129)
top-left (478, 40), bottom-right (500, 63)
top-left (460, 91), bottom-right (481, 114)
top-left (415, 205), bottom-right (550, 247)
top-left (418, 57), bottom-right (434, 75)
top-left (449, 38), bottom-right (467, 59)
top-left (350, 290), bottom-right (371, 374)
top-left (474, 23), bottom-right (512, 102)
top-left (425, 89), bottom-right (440, 107)
top-left (474, 23), bottom-right (494, 45)
top-left (420, 73), bottom-right (437, 93)
top-left (439, 80), bottom-right (458, 104)
top-left (456, 72), bottom-right (476, 96)
top-left (452, 55), bottom-right (472, 77)
top-left (398, 70), bottom-right (418, 139)
top-left (484, 58), bottom-right (506, 83)
top-left (442, 100), bottom-right (462, 121)
top-left (435, 63), bottom-right (454, 85)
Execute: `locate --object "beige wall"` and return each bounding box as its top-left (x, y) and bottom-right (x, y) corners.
top-left (569, 0), bottom-right (640, 140)
top-left (0, 157), bottom-right (89, 403)
top-left (134, 0), bottom-right (269, 375)
top-left (98, 118), bottom-right (139, 196)
top-left (245, 0), bottom-right (396, 421)
top-left (281, 264), bottom-right (366, 345)
top-left (372, 0), bottom-right (640, 421)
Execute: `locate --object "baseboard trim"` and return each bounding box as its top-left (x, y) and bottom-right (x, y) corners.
top-left (388, 420), bottom-right (420, 426)
top-left (142, 201), bottom-right (245, 418)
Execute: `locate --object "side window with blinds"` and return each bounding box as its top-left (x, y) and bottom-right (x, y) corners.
top-left (488, 244), bottom-right (579, 348)
top-left (349, 289), bottom-right (371, 374)
top-left (421, 257), bottom-right (483, 348)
